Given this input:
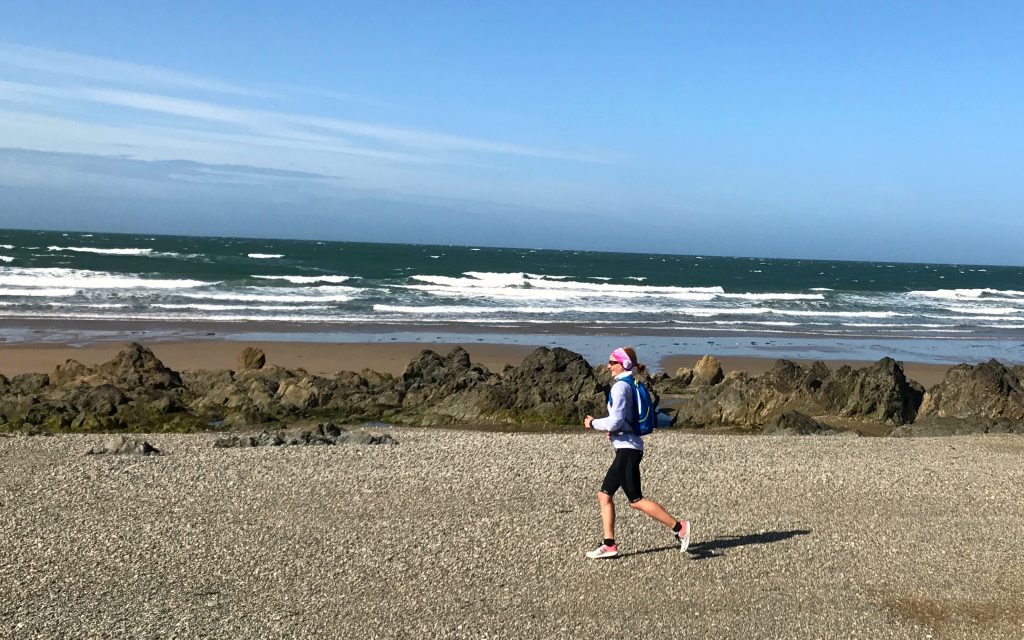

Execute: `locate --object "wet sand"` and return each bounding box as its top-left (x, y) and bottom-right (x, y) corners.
top-left (0, 340), bottom-right (955, 388)
top-left (0, 341), bottom-right (539, 377)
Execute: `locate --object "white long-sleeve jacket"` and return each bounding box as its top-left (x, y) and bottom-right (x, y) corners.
top-left (590, 373), bottom-right (644, 451)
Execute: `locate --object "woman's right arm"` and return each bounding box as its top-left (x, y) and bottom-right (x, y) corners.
top-left (591, 381), bottom-right (629, 432)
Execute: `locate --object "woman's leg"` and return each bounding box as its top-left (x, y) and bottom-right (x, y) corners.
top-left (622, 450), bottom-right (682, 530)
top-left (629, 497), bottom-right (677, 528)
top-left (597, 451), bottom-right (627, 542)
top-left (597, 491), bottom-right (616, 540)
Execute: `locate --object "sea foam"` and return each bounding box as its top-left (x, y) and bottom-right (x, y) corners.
top-left (409, 272), bottom-right (725, 299)
top-left (251, 275), bottom-right (352, 284)
top-left (373, 304), bottom-right (644, 315)
top-left (0, 287), bottom-right (76, 297)
top-left (0, 267), bottom-right (210, 289)
top-left (911, 288), bottom-right (1024, 300)
top-left (152, 303), bottom-right (334, 312)
top-left (180, 289), bottom-right (355, 303)
top-left (47, 246), bottom-right (156, 256)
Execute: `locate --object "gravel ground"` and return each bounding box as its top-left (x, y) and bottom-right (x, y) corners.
top-left (2, 429), bottom-right (1023, 640)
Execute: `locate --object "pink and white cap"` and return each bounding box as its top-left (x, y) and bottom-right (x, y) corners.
top-left (609, 348), bottom-right (633, 370)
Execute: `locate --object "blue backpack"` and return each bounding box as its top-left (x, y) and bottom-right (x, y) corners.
top-left (617, 377), bottom-right (658, 436)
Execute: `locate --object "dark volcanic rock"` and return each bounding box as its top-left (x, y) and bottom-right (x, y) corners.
top-left (761, 411), bottom-right (844, 436)
top-left (0, 345), bottom-right (195, 431)
top-left (89, 343), bottom-right (182, 390)
top-left (664, 367), bottom-right (695, 393)
top-left (665, 357), bottom-right (923, 429)
top-left (67, 384), bottom-right (129, 416)
top-left (17, 342), bottom-right (1023, 437)
top-left (403, 346), bottom-right (489, 388)
top-left (661, 355), bottom-right (723, 393)
top-left (917, 359), bottom-right (1024, 427)
top-left (828, 357), bottom-right (922, 424)
top-left (212, 423), bottom-right (398, 447)
top-left (399, 347), bottom-right (495, 425)
top-left (479, 347), bottom-right (606, 424)
top-left (9, 373), bottom-right (50, 395)
top-left (891, 415), bottom-right (1024, 437)
top-left (383, 346), bottom-right (606, 426)
top-left (85, 435), bottom-right (162, 455)
top-left (49, 360), bottom-right (92, 387)
top-left (0, 344), bottom-right (603, 431)
top-left (691, 355), bottom-right (725, 387)
top-left (180, 369), bottom-right (235, 396)
top-left (236, 347), bottom-right (266, 371)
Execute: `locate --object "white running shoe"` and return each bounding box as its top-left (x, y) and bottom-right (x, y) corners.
top-left (585, 543), bottom-right (619, 559)
top-left (677, 520), bottom-right (691, 553)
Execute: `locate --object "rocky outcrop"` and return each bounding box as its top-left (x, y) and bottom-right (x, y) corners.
top-left (236, 347), bottom-right (266, 371)
top-left (917, 359), bottom-right (1024, 422)
top-left (85, 435), bottom-right (162, 455)
top-left (827, 358), bottom-right (923, 424)
top-left (891, 416), bottom-right (1024, 437)
top-left (0, 344), bottom-right (201, 433)
top-left (398, 347), bottom-right (493, 424)
top-left (472, 347), bottom-right (606, 425)
top-left (661, 356), bottom-right (725, 393)
top-left (661, 357), bottom-right (924, 430)
top-left (893, 360), bottom-right (1024, 435)
top-left (3, 343), bottom-right (1022, 436)
top-left (88, 343), bottom-right (183, 390)
top-left (212, 423), bottom-right (397, 447)
top-left (761, 411), bottom-right (846, 436)
top-left (395, 346), bottom-right (605, 425)
top-left (0, 343), bottom-right (604, 432)
top-left (691, 355), bottom-right (725, 387)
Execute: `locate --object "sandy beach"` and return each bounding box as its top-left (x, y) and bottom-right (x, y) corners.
top-left (2, 429), bottom-right (1022, 639)
top-left (1, 334), bottom-right (1019, 638)
top-left (0, 340), bottom-right (540, 378)
top-left (0, 339), bottom-right (955, 388)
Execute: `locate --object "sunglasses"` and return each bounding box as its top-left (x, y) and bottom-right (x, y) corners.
top-left (608, 360), bottom-right (619, 365)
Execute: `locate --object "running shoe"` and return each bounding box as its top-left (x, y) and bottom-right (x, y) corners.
top-left (677, 520), bottom-right (691, 553)
top-left (585, 543), bottom-right (619, 559)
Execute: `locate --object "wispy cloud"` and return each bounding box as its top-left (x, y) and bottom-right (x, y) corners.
top-left (0, 43), bottom-right (275, 98)
top-left (0, 42), bottom-right (613, 161)
top-left (274, 84), bottom-right (398, 109)
top-left (0, 78), bottom-right (607, 164)
top-left (0, 42), bottom-right (620, 211)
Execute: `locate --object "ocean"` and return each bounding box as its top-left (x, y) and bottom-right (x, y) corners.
top-left (1, 228), bottom-right (1023, 365)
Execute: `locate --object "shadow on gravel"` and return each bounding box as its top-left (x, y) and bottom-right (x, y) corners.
top-left (687, 529), bottom-right (812, 560)
top-left (620, 528), bottom-right (812, 560)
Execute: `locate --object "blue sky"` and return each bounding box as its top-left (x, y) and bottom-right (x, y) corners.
top-left (1, 1), bottom-right (1022, 264)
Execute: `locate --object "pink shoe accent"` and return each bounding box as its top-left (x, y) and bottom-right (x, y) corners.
top-left (586, 544), bottom-right (620, 559)
top-left (677, 520), bottom-right (691, 553)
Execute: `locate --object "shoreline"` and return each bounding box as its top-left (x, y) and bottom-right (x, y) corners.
top-left (5, 316), bottom-right (1024, 357)
top-left (0, 337), bottom-right (957, 388)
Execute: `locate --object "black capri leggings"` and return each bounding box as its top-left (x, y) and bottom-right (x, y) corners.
top-left (600, 448), bottom-right (644, 503)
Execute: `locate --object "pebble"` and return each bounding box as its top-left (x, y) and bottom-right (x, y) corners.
top-left (1, 430), bottom-right (1022, 639)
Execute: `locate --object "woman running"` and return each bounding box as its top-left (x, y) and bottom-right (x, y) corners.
top-left (583, 347), bottom-right (690, 559)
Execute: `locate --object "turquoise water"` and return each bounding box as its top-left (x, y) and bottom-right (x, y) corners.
top-left (1, 228), bottom-right (1022, 362)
